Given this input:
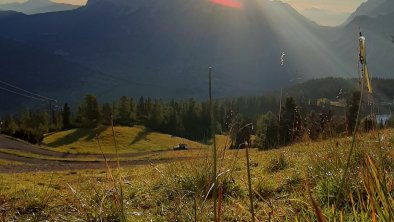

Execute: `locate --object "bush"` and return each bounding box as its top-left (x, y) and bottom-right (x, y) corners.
top-left (178, 168), bottom-right (212, 196)
top-left (267, 153), bottom-right (288, 172)
top-left (387, 116), bottom-right (394, 128)
top-left (282, 172), bottom-right (303, 193)
top-left (306, 144), bottom-right (390, 208)
top-left (254, 179), bottom-right (277, 199)
top-left (178, 168), bottom-right (243, 199)
top-left (13, 128), bottom-right (44, 144)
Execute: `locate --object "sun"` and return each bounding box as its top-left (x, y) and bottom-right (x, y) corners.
top-left (210, 0), bottom-right (242, 9)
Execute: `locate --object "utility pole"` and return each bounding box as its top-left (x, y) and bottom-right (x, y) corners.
top-left (49, 101), bottom-right (54, 125)
top-left (209, 66), bottom-right (218, 221)
top-left (277, 88), bottom-right (283, 146)
top-left (47, 99), bottom-right (58, 126)
top-left (245, 141), bottom-right (255, 222)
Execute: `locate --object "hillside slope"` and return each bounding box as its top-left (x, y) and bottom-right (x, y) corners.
top-left (43, 125), bottom-right (204, 154)
top-left (344, 0), bottom-right (394, 24)
top-left (0, 0), bottom-right (392, 104)
top-left (0, 37), bottom-right (115, 114)
top-left (0, 0), bottom-right (353, 99)
top-left (0, 0), bottom-right (79, 14)
top-left (281, 77), bottom-right (394, 102)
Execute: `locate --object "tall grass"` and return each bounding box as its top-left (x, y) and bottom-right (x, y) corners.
top-left (245, 143), bottom-right (256, 222)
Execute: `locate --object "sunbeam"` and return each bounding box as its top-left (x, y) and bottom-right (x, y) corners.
top-left (210, 0), bottom-right (242, 9)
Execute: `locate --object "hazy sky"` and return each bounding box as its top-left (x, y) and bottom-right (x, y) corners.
top-left (0, 0), bottom-right (367, 13)
top-left (282, 0), bottom-right (366, 13)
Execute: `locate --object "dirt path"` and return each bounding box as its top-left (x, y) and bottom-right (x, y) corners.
top-left (0, 152), bottom-right (55, 164)
top-left (0, 135), bottom-right (197, 173)
top-left (0, 155), bottom-right (189, 173)
top-left (0, 135), bottom-right (169, 159)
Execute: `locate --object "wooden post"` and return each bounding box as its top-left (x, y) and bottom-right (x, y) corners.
top-left (278, 88), bottom-right (283, 146)
top-left (246, 141), bottom-right (255, 222)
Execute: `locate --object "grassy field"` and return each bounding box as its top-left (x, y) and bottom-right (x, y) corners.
top-left (43, 125), bottom-right (205, 154)
top-left (1, 129), bottom-right (393, 221)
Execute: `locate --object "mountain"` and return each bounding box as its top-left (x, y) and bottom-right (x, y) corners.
top-left (345, 0), bottom-right (394, 25)
top-left (281, 77), bottom-right (394, 103)
top-left (302, 8), bottom-right (350, 27)
top-left (0, 0), bottom-right (393, 109)
top-left (0, 0), bottom-right (349, 98)
top-left (0, 0), bottom-right (80, 15)
top-left (332, 11), bottom-right (394, 81)
top-left (0, 37), bottom-right (114, 114)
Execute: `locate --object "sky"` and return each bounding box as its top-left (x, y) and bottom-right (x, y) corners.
top-left (282, 0), bottom-right (366, 13)
top-left (0, 0), bottom-right (367, 12)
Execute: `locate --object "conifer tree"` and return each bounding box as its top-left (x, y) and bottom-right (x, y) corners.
top-left (62, 103), bottom-right (71, 130)
top-left (117, 96), bottom-right (132, 126)
top-left (84, 94), bottom-right (101, 127)
top-left (102, 103), bottom-right (113, 126)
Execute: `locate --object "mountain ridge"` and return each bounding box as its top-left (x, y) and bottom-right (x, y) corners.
top-left (0, 0), bottom-right (392, 109)
top-left (0, 0), bottom-right (80, 14)
top-left (344, 0), bottom-right (394, 25)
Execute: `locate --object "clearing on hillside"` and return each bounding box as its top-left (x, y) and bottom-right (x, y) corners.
top-left (43, 125), bottom-right (205, 154)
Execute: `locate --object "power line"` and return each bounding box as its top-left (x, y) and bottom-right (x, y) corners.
top-left (0, 86), bottom-right (46, 102)
top-left (0, 80), bottom-right (57, 103)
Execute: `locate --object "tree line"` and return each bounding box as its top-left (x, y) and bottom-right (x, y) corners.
top-left (255, 90), bottom-right (394, 150)
top-left (1, 91), bottom-right (393, 146)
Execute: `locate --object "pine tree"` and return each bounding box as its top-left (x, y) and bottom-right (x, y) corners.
top-left (149, 99), bottom-right (163, 130)
top-left (256, 112), bottom-right (278, 149)
top-left (306, 111), bottom-right (320, 141)
top-left (102, 103), bottom-right (113, 126)
top-left (130, 97), bottom-right (136, 122)
top-left (62, 103), bottom-right (71, 130)
top-left (75, 106), bottom-right (85, 127)
top-left (279, 98), bottom-right (295, 145)
top-left (145, 97), bottom-right (153, 116)
top-left (35, 111), bottom-right (50, 133)
top-left (2, 114), bottom-right (18, 135)
top-left (117, 96), bottom-right (132, 126)
top-left (84, 94), bottom-right (101, 127)
top-left (19, 108), bottom-right (31, 129)
top-left (137, 96), bottom-right (145, 119)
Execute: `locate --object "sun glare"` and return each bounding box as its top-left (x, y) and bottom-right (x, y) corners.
top-left (210, 0), bottom-right (242, 9)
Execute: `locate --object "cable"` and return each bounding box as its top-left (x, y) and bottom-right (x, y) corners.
top-left (0, 80), bottom-right (57, 102)
top-left (0, 86), bottom-right (46, 102)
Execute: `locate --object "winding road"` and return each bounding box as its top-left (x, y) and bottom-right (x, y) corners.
top-left (0, 135), bottom-right (191, 173)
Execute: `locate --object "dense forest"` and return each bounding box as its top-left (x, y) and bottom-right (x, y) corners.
top-left (1, 78), bottom-right (393, 148)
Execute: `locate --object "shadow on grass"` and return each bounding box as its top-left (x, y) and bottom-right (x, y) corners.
top-left (46, 126), bottom-right (108, 148)
top-left (130, 127), bottom-right (152, 145)
top-left (85, 126), bottom-right (107, 142)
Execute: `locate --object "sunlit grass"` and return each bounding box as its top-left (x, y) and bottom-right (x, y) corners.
top-left (42, 125), bottom-right (205, 154)
top-left (0, 129), bottom-right (392, 221)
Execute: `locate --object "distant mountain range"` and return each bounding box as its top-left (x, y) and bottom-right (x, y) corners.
top-left (345, 0), bottom-right (394, 25)
top-left (0, 37), bottom-right (115, 114)
top-left (0, 0), bottom-right (80, 15)
top-left (0, 0), bottom-right (393, 113)
top-left (280, 77), bottom-right (394, 103)
top-left (301, 8), bottom-right (350, 27)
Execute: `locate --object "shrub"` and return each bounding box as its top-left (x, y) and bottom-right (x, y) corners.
top-left (13, 127), bottom-right (44, 144)
top-left (267, 153), bottom-right (288, 172)
top-left (282, 172), bottom-right (303, 193)
top-left (254, 179), bottom-right (277, 199)
top-left (178, 168), bottom-right (243, 199)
